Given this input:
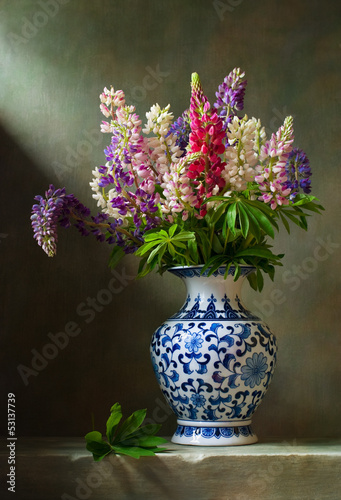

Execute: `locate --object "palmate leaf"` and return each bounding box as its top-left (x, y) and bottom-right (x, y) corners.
top-left (85, 404), bottom-right (168, 461)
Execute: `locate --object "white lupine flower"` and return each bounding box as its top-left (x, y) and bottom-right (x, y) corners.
top-left (142, 104), bottom-right (183, 178)
top-left (89, 168), bottom-right (106, 209)
top-left (223, 115), bottom-right (258, 191)
top-left (100, 121), bottom-right (113, 133)
top-left (143, 104), bottom-right (173, 134)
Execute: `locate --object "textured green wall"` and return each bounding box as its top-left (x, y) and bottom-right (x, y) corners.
top-left (1, 0), bottom-right (340, 439)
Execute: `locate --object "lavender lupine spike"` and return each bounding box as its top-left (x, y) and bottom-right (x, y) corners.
top-left (31, 185), bottom-right (137, 256)
top-left (284, 148), bottom-right (312, 199)
top-left (31, 185), bottom-right (90, 257)
top-left (167, 109), bottom-right (191, 154)
top-left (214, 68), bottom-right (247, 114)
top-left (31, 186), bottom-right (65, 256)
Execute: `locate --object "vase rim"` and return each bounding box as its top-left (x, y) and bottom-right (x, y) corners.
top-left (167, 265), bottom-right (256, 279)
top-left (168, 264), bottom-right (256, 271)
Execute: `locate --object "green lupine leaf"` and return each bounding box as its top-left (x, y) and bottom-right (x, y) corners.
top-left (226, 203), bottom-right (237, 233)
top-left (171, 231), bottom-right (196, 241)
top-left (292, 195), bottom-right (324, 210)
top-left (147, 243), bottom-right (165, 264)
top-left (299, 216), bottom-right (308, 230)
top-left (171, 240), bottom-right (187, 249)
top-left (85, 440), bottom-right (112, 457)
top-left (123, 423), bottom-right (162, 441)
top-left (201, 255), bottom-right (230, 276)
top-left (234, 247), bottom-right (282, 260)
top-left (158, 229), bottom-right (169, 238)
top-left (188, 238), bottom-right (199, 263)
top-left (212, 233), bottom-right (224, 254)
top-left (224, 262), bottom-right (233, 279)
top-left (111, 446), bottom-right (166, 459)
top-left (108, 246), bottom-right (125, 269)
top-left (157, 245), bottom-right (166, 265)
top-left (244, 199), bottom-right (279, 229)
top-left (209, 202), bottom-right (228, 225)
top-left (256, 268), bottom-right (264, 292)
top-left (279, 211), bottom-right (290, 234)
top-left (106, 403), bottom-right (123, 444)
top-left (136, 257), bottom-right (152, 279)
top-left (85, 431), bottom-right (105, 444)
top-left (281, 210), bottom-right (307, 229)
top-left (226, 228), bottom-right (242, 242)
top-left (247, 272), bottom-right (258, 291)
top-left (233, 263), bottom-right (241, 281)
top-left (120, 435), bottom-right (168, 448)
top-left (85, 432), bottom-right (112, 461)
top-left (168, 224), bottom-right (178, 237)
top-left (243, 203), bottom-right (275, 238)
top-left (194, 228), bottom-right (211, 260)
top-left (237, 203), bottom-right (250, 238)
top-left (143, 232), bottom-right (165, 242)
top-left (167, 242), bottom-right (176, 257)
top-left (280, 207), bottom-right (307, 217)
top-left (86, 404), bottom-right (168, 461)
top-left (114, 408), bottom-right (147, 443)
top-left (296, 202), bottom-right (324, 213)
top-left (135, 239), bottom-right (162, 256)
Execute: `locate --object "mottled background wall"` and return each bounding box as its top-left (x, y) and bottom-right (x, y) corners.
top-left (1, 0), bottom-right (340, 439)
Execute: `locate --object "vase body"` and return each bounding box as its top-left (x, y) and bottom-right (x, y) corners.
top-left (150, 266), bottom-right (277, 446)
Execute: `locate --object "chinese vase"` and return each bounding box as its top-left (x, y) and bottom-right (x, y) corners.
top-left (150, 266), bottom-right (277, 446)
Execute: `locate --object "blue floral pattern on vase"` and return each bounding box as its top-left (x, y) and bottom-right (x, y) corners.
top-left (241, 352), bottom-right (268, 388)
top-left (150, 266), bottom-right (277, 445)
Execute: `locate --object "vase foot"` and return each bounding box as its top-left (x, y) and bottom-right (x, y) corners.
top-left (171, 420), bottom-right (258, 446)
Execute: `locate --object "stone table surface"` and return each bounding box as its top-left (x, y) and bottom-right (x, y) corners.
top-left (1, 437), bottom-right (341, 500)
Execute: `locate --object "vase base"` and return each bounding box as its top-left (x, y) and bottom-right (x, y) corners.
top-left (171, 421), bottom-right (258, 446)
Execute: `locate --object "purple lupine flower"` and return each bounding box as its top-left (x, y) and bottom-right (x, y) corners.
top-left (214, 68), bottom-right (247, 114)
top-left (284, 148), bottom-right (312, 199)
top-left (167, 109), bottom-right (191, 154)
top-left (31, 185), bottom-right (91, 256)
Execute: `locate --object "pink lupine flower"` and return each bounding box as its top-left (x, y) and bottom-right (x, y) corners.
top-left (255, 116), bottom-right (294, 209)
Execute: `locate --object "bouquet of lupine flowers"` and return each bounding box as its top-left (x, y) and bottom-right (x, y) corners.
top-left (31, 69), bottom-right (323, 291)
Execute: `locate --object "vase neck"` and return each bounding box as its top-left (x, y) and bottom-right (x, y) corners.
top-left (168, 266), bottom-right (259, 321)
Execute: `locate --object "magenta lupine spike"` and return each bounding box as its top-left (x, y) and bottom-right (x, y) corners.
top-left (190, 72), bottom-right (209, 114)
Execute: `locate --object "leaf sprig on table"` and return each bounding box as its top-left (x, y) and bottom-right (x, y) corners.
top-left (85, 403), bottom-right (168, 460)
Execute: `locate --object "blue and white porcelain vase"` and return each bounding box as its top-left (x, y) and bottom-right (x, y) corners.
top-left (150, 265), bottom-right (277, 446)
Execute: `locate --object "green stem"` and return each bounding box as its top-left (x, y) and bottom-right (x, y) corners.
top-left (239, 233), bottom-right (255, 251)
top-left (69, 210), bottom-right (142, 246)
